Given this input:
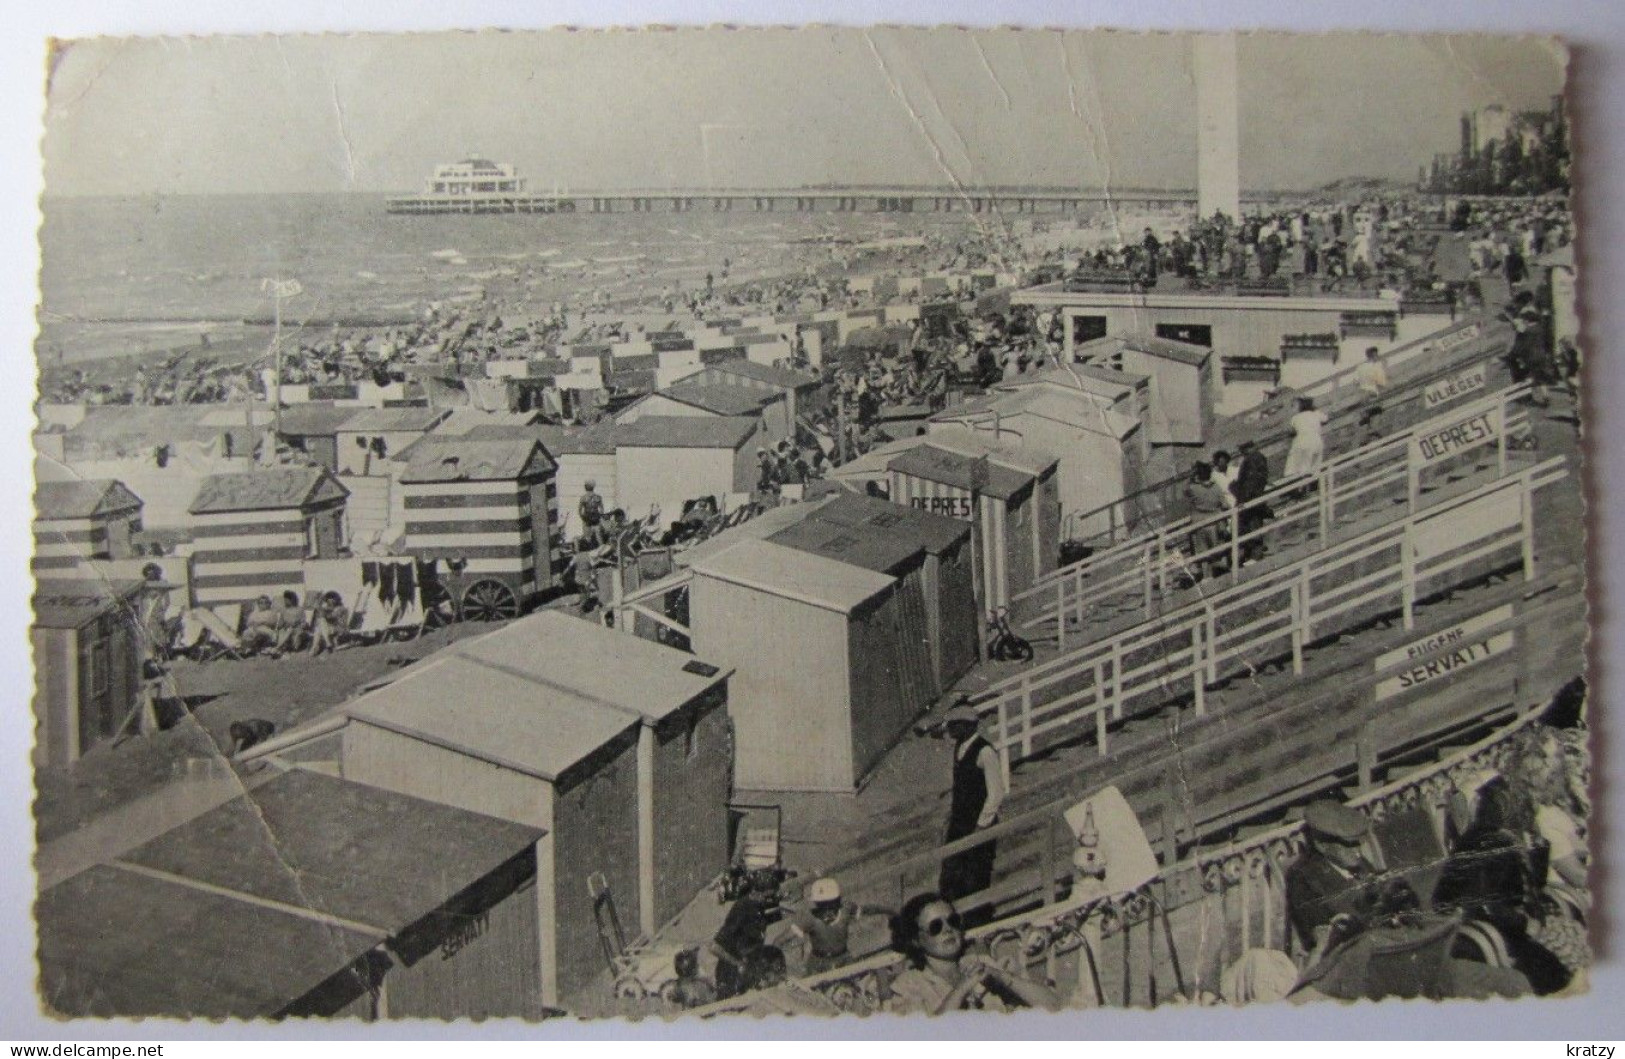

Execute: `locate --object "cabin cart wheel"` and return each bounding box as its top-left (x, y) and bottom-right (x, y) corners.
top-left (461, 578), bottom-right (519, 622)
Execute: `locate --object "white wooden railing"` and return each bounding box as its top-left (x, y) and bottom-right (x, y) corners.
top-left (985, 456), bottom-right (1566, 780)
top-left (1026, 383), bottom-right (1535, 649)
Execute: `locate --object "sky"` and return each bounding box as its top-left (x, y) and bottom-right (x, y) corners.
top-left (39, 28), bottom-right (1567, 195)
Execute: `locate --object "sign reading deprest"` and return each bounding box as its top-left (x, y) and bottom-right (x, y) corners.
top-left (1412, 407), bottom-right (1502, 465)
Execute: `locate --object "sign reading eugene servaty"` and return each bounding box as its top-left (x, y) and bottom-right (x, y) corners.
top-left (1375, 603), bottom-right (1515, 701)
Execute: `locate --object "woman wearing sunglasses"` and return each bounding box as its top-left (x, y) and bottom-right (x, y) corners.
top-left (886, 893), bottom-right (1064, 1016)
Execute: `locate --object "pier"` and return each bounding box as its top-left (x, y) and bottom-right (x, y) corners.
top-left (385, 185), bottom-right (1228, 216)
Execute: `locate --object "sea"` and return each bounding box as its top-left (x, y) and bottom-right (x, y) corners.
top-left (36, 192), bottom-right (1117, 375)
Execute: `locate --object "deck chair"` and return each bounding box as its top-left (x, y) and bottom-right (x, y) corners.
top-left (173, 608), bottom-right (213, 659)
top-left (191, 604), bottom-right (247, 661)
top-left (331, 587), bottom-right (377, 650)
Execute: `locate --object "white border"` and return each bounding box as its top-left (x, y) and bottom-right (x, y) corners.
top-left (4, 0), bottom-right (1622, 1041)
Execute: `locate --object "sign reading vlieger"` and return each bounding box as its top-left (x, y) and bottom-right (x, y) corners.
top-left (1375, 603), bottom-right (1515, 701)
top-left (1422, 363), bottom-right (1489, 409)
top-left (1412, 404), bottom-right (1502, 465)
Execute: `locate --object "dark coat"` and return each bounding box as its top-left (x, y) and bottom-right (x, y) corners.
top-left (1285, 848), bottom-right (1379, 948)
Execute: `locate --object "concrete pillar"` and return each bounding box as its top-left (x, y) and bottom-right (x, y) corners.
top-left (1195, 33), bottom-right (1241, 224)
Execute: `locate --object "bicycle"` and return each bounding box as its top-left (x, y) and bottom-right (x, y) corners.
top-left (986, 606), bottom-right (1035, 662)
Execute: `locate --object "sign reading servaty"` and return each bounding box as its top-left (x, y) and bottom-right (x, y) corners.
top-left (1375, 604), bottom-right (1515, 701)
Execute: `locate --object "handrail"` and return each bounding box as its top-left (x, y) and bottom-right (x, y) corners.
top-left (1066, 315), bottom-right (1513, 543)
top-left (984, 455), bottom-right (1566, 780)
top-left (820, 562), bottom-right (1579, 921)
top-left (692, 695), bottom-right (1554, 1016)
top-left (1024, 382), bottom-right (1532, 642)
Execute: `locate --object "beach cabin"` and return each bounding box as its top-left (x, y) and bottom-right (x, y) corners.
top-left (616, 379), bottom-right (792, 445)
top-left (39, 772), bottom-right (546, 1019)
top-left (399, 437), bottom-right (561, 617)
top-left (676, 360), bottom-right (823, 428)
top-left (334, 407), bottom-right (450, 476)
top-left (778, 491), bottom-right (980, 694)
top-left (41, 404), bottom-right (256, 531)
top-left (688, 538), bottom-right (920, 793)
top-left (880, 437), bottom-right (1061, 612)
top-left (188, 467), bottom-right (349, 607)
top-left (31, 578), bottom-right (144, 769)
top-left (273, 404), bottom-right (360, 473)
top-left (535, 422), bottom-right (621, 542)
top-left (1099, 334), bottom-right (1215, 447)
top-left (930, 386), bottom-right (1144, 542)
top-left (611, 416), bottom-right (762, 524)
top-left (1539, 244), bottom-right (1579, 358)
top-left (997, 361), bottom-right (1154, 457)
top-left (32, 479), bottom-right (145, 573)
top-left (340, 613), bottom-right (733, 1006)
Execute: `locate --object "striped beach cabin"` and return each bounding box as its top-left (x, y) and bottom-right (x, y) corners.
top-left (32, 479), bottom-right (144, 573)
top-left (399, 438), bottom-right (561, 619)
top-left (188, 468), bottom-right (350, 606)
top-left (885, 438), bottom-right (1061, 613)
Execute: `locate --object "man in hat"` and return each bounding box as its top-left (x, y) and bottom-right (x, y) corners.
top-left (1285, 800), bottom-right (1381, 951)
top-left (938, 702), bottom-right (1007, 924)
top-left (784, 877), bottom-right (857, 976)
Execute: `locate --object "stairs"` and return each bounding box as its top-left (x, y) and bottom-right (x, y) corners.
top-left (1036, 442), bottom-right (1533, 649)
top-left (818, 398), bottom-right (1583, 905)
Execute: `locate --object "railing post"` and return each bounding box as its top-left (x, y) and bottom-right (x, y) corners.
top-left (1228, 506), bottom-right (1240, 574)
top-left (1401, 521), bottom-right (1417, 630)
top-left (1021, 689), bottom-right (1034, 760)
top-left (1191, 621), bottom-right (1205, 716)
top-left (1324, 462), bottom-right (1337, 533)
top-left (1317, 474), bottom-right (1331, 542)
top-left (1521, 486), bottom-right (1536, 581)
top-left (1110, 640), bottom-right (1123, 720)
top-left (1407, 449), bottom-right (1421, 515)
top-left (1056, 577), bottom-right (1067, 653)
top-left (997, 697), bottom-right (1013, 789)
top-left (1357, 720), bottom-right (1378, 792)
top-left (1497, 401), bottom-right (1509, 477)
top-left (1206, 606), bottom-right (1220, 685)
top-left (1292, 571), bottom-right (1308, 674)
top-left (1096, 704), bottom-right (1109, 758)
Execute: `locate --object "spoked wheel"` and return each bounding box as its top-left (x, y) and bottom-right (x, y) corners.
top-left (461, 578), bottom-right (520, 622)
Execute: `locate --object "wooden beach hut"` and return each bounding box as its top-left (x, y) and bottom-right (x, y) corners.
top-left (188, 467), bottom-right (349, 607)
top-left (398, 437), bottom-right (561, 620)
top-left (31, 578), bottom-right (144, 769)
top-left (930, 386), bottom-right (1144, 542)
top-left (884, 437), bottom-right (1061, 612)
top-left (39, 771), bottom-right (547, 1019)
top-left (687, 538), bottom-right (919, 793)
top-left (1106, 333), bottom-right (1216, 446)
top-left (340, 612), bottom-right (733, 1006)
top-left (32, 479), bottom-right (145, 573)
